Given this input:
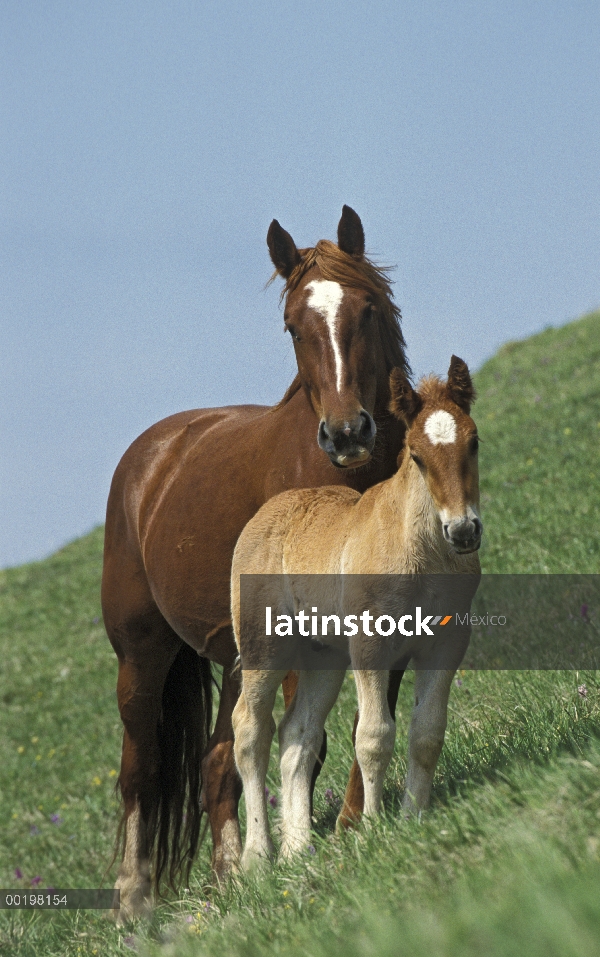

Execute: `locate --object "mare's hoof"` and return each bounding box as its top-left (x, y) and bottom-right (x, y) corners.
top-left (110, 876), bottom-right (152, 925)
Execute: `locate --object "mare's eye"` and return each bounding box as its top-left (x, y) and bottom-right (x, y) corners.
top-left (410, 452), bottom-right (424, 469)
top-left (470, 436), bottom-right (479, 454)
top-left (286, 326), bottom-right (301, 342)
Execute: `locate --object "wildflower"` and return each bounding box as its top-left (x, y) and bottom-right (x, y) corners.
top-left (283, 890), bottom-right (289, 897)
top-left (30, 876), bottom-right (42, 886)
top-left (122, 935), bottom-right (136, 949)
top-left (308, 844), bottom-right (316, 855)
top-left (455, 678), bottom-right (463, 687)
top-left (31, 737), bottom-right (39, 744)
top-left (92, 776), bottom-right (101, 786)
top-left (578, 684), bottom-right (588, 699)
top-left (14, 868), bottom-right (23, 880)
top-left (269, 795), bottom-right (277, 807)
top-left (108, 769), bottom-right (117, 778)
top-left (17, 746), bottom-right (24, 754)
top-left (92, 616), bottom-right (100, 625)
top-left (324, 788), bottom-right (339, 808)
top-left (185, 916), bottom-right (194, 924)
top-left (50, 814), bottom-right (63, 826)
top-left (30, 825), bottom-right (40, 836)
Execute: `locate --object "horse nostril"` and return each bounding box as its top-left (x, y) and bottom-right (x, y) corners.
top-left (318, 420), bottom-right (331, 444)
top-left (472, 517), bottom-right (483, 538)
top-left (358, 410), bottom-right (375, 441)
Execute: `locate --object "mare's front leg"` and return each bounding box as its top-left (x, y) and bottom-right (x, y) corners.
top-left (279, 670), bottom-right (346, 856)
top-left (352, 671), bottom-right (397, 818)
top-left (232, 669), bottom-right (285, 869)
top-left (201, 660), bottom-right (243, 882)
top-left (403, 668), bottom-right (454, 813)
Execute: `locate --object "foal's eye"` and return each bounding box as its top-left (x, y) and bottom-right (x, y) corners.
top-left (286, 326), bottom-right (301, 342)
top-left (410, 452), bottom-right (424, 469)
top-left (470, 436), bottom-right (479, 454)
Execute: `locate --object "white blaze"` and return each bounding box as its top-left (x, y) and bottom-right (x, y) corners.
top-left (424, 410), bottom-right (457, 445)
top-left (306, 279), bottom-right (344, 392)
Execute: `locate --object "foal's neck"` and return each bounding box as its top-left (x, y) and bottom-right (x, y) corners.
top-left (385, 451), bottom-right (445, 564)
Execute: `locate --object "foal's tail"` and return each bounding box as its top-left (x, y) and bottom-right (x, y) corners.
top-left (150, 643), bottom-right (213, 893)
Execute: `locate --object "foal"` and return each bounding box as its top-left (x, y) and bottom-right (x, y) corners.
top-left (231, 357), bottom-right (482, 866)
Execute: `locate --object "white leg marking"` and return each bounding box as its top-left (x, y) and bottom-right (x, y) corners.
top-left (353, 671), bottom-right (396, 817)
top-left (403, 669), bottom-right (454, 813)
top-left (278, 669), bottom-right (346, 856)
top-left (424, 410), bottom-right (456, 444)
top-left (306, 279), bottom-right (345, 392)
top-left (113, 802), bottom-right (152, 923)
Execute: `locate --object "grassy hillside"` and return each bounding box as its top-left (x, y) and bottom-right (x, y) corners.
top-left (0, 310), bottom-right (599, 957)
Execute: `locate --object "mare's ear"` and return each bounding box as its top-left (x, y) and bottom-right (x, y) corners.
top-left (267, 220), bottom-right (302, 278)
top-left (446, 355), bottom-right (476, 413)
top-left (337, 205), bottom-right (365, 259)
top-left (389, 367), bottom-right (422, 424)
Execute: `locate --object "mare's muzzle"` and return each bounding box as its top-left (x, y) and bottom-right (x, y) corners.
top-left (443, 513), bottom-right (483, 554)
top-left (318, 410), bottom-right (376, 468)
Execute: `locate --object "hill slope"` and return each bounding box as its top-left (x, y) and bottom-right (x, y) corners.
top-left (0, 310), bottom-right (599, 957)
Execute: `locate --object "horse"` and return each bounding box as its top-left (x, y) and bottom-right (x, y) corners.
top-left (101, 206), bottom-right (410, 919)
top-left (231, 358), bottom-right (482, 866)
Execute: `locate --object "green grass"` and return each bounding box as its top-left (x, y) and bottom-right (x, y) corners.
top-left (0, 310), bottom-right (599, 956)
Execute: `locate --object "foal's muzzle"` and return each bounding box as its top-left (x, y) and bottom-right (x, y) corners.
top-left (318, 410), bottom-right (376, 468)
top-left (443, 513), bottom-right (483, 554)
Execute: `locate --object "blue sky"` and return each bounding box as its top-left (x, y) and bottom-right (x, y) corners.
top-left (2, 0), bottom-right (599, 568)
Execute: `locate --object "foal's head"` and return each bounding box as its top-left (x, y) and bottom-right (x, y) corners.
top-left (390, 356), bottom-right (483, 553)
top-left (268, 205), bottom-right (409, 468)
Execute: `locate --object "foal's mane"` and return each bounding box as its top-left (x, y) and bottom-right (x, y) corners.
top-left (272, 239), bottom-right (410, 408)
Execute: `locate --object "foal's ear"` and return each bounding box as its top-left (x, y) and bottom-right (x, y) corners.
top-left (446, 355), bottom-right (476, 413)
top-left (337, 205), bottom-right (365, 259)
top-left (267, 220), bottom-right (302, 279)
top-left (389, 368), bottom-right (422, 423)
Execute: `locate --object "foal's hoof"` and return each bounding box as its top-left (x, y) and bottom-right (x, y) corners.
top-left (240, 844), bottom-right (275, 872)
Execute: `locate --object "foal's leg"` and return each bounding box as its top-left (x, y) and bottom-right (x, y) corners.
top-left (338, 670), bottom-right (404, 827)
top-left (232, 669), bottom-right (285, 869)
top-left (403, 669), bottom-right (454, 813)
top-left (279, 670), bottom-right (346, 856)
top-left (201, 660), bottom-right (243, 883)
top-left (352, 671), bottom-right (397, 818)
top-left (282, 671), bottom-right (328, 807)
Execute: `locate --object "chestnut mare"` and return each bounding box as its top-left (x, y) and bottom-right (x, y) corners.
top-left (102, 206), bottom-right (409, 919)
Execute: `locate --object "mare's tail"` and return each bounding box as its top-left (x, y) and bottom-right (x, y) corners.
top-left (150, 642), bottom-right (213, 892)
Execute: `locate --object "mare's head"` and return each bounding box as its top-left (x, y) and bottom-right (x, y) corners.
top-left (390, 356), bottom-right (483, 553)
top-left (268, 205), bottom-right (409, 468)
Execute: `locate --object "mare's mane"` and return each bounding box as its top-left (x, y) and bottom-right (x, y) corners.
top-left (272, 239), bottom-right (410, 410)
